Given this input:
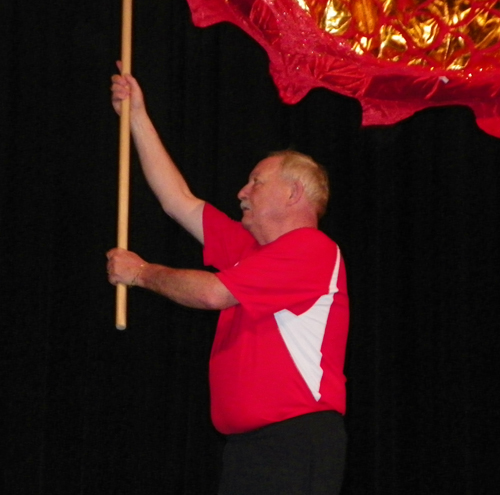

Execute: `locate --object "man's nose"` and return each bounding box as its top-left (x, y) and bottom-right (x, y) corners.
top-left (237, 185), bottom-right (248, 200)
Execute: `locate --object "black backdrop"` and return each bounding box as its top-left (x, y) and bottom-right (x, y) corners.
top-left (2, 1), bottom-right (500, 494)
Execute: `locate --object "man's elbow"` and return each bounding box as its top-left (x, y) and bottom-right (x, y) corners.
top-left (202, 285), bottom-right (238, 311)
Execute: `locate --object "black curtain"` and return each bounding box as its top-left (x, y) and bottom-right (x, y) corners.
top-left (2, 1), bottom-right (500, 494)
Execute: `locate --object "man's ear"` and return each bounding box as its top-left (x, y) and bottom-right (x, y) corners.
top-left (287, 180), bottom-right (304, 206)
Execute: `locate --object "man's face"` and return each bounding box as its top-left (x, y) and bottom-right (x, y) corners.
top-left (237, 156), bottom-right (292, 242)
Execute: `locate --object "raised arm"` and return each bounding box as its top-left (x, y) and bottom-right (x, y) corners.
top-left (111, 65), bottom-right (205, 243)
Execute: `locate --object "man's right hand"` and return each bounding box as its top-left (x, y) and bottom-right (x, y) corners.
top-left (110, 61), bottom-right (145, 117)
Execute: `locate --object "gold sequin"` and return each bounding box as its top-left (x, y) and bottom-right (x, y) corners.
top-left (294, 0), bottom-right (500, 70)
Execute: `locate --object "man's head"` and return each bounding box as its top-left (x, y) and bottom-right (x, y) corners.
top-left (237, 151), bottom-right (329, 244)
top-left (269, 150), bottom-right (329, 219)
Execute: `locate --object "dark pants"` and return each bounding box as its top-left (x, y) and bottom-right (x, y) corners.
top-left (218, 411), bottom-right (347, 495)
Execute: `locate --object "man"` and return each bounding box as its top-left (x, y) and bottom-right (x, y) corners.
top-left (107, 67), bottom-right (349, 494)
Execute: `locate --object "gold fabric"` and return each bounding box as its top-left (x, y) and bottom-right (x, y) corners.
top-left (295, 0), bottom-right (500, 70)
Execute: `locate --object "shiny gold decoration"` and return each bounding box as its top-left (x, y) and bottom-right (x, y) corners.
top-left (294, 0), bottom-right (500, 70)
top-left (351, 0), bottom-right (379, 35)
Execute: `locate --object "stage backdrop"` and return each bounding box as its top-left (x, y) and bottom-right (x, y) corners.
top-left (2, 1), bottom-right (500, 494)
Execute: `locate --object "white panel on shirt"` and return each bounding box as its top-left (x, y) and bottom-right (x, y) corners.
top-left (274, 246), bottom-right (341, 401)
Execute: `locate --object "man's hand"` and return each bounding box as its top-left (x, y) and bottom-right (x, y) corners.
top-left (106, 247), bottom-right (148, 287)
top-left (110, 61), bottom-right (146, 117)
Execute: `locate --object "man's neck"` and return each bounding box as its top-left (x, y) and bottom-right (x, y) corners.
top-left (256, 216), bottom-right (318, 245)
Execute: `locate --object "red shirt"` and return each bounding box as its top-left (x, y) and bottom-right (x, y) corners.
top-left (203, 204), bottom-right (349, 434)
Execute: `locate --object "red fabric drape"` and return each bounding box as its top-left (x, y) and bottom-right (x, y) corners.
top-left (187, 0), bottom-right (500, 137)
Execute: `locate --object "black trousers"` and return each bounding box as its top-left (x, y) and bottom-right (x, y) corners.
top-left (218, 411), bottom-right (347, 495)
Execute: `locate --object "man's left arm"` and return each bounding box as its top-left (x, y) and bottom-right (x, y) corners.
top-left (107, 247), bottom-right (239, 310)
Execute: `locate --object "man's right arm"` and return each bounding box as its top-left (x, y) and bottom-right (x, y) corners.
top-left (111, 67), bottom-right (205, 244)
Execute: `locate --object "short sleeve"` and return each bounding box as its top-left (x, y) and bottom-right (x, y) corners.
top-left (216, 229), bottom-right (339, 320)
top-left (202, 203), bottom-right (256, 270)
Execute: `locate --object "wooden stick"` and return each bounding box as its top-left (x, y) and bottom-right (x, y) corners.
top-left (116, 0), bottom-right (133, 330)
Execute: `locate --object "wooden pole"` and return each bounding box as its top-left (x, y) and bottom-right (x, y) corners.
top-left (116, 0), bottom-right (133, 330)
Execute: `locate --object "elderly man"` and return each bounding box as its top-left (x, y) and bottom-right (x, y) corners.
top-left (107, 68), bottom-right (349, 495)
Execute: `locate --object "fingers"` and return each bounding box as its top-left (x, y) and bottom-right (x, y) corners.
top-left (110, 58), bottom-right (132, 103)
top-left (111, 60), bottom-right (136, 93)
top-left (106, 248), bottom-right (126, 285)
top-left (106, 247), bottom-right (122, 260)
top-left (110, 74), bottom-right (133, 116)
top-left (111, 74), bottom-right (131, 101)
top-left (106, 248), bottom-right (119, 285)
top-left (106, 248), bottom-right (147, 287)
top-left (110, 67), bottom-right (144, 115)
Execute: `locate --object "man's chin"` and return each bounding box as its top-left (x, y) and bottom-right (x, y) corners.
top-left (241, 215), bottom-right (251, 231)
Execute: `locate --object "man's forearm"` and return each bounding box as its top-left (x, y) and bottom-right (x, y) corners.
top-left (130, 111), bottom-right (205, 243)
top-left (135, 263), bottom-right (238, 310)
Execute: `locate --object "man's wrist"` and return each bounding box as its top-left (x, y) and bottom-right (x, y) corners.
top-left (130, 263), bottom-right (147, 287)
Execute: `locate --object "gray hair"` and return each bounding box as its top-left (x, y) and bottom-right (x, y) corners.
top-left (269, 150), bottom-right (330, 218)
